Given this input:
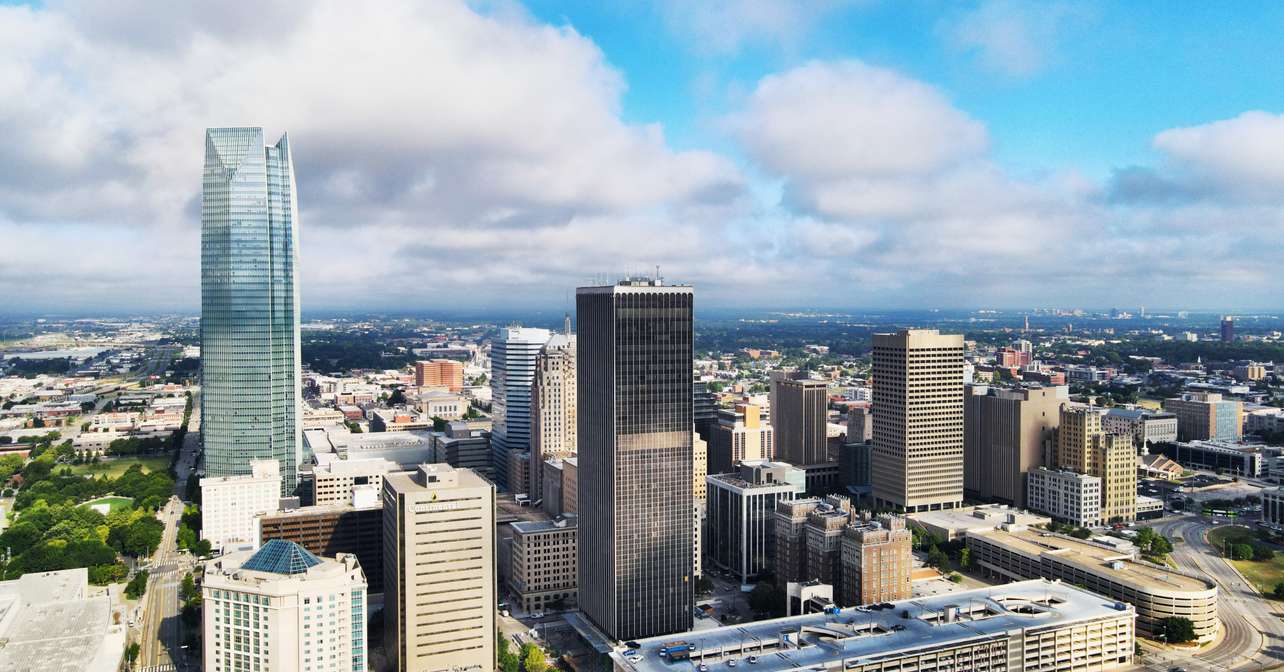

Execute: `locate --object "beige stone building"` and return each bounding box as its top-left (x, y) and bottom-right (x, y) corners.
top-left (531, 332), bottom-right (576, 504)
top-left (382, 464), bottom-right (495, 672)
top-left (871, 329), bottom-right (966, 512)
top-left (1057, 406), bottom-right (1137, 523)
top-left (709, 403), bottom-right (774, 474)
top-left (509, 515), bottom-right (578, 613)
top-left (963, 385), bottom-right (1065, 507)
top-left (838, 514), bottom-right (912, 607)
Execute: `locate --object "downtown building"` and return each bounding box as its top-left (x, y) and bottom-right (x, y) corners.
top-left (838, 514), bottom-right (913, 607)
top-left (413, 359), bottom-right (463, 391)
top-left (706, 461), bottom-right (806, 583)
top-left (577, 278), bottom-right (694, 642)
top-left (201, 459), bottom-right (282, 552)
top-left (1056, 407), bottom-right (1137, 523)
top-left (202, 541), bottom-right (368, 672)
top-left (963, 385), bottom-right (1065, 508)
top-left (382, 464), bottom-right (495, 671)
top-left (1162, 392), bottom-right (1243, 442)
top-left (708, 403), bottom-right (774, 474)
top-left (201, 127), bottom-right (303, 495)
top-left (871, 330), bottom-right (966, 512)
top-left (1102, 407), bottom-right (1178, 452)
top-left (530, 328), bottom-right (576, 505)
top-left (491, 326), bottom-right (552, 489)
top-left (773, 378), bottom-right (829, 466)
top-left (1025, 467), bottom-right (1102, 528)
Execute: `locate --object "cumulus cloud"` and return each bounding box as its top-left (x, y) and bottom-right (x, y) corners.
top-left (0, 0), bottom-right (749, 311)
top-left (940, 0), bottom-right (1091, 78)
top-left (1152, 111), bottom-right (1284, 200)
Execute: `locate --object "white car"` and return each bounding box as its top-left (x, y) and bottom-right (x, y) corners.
top-left (627, 655), bottom-right (642, 663)
top-left (727, 661), bottom-right (738, 668)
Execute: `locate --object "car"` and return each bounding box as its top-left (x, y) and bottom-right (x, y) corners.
top-left (727, 661), bottom-right (738, 668)
top-left (698, 665), bottom-right (709, 672)
top-left (532, 611), bottom-right (545, 619)
top-left (627, 655), bottom-right (642, 663)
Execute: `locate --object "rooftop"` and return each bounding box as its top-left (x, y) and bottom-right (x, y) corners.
top-left (611, 579), bottom-right (1133, 672)
top-left (242, 540), bottom-right (322, 575)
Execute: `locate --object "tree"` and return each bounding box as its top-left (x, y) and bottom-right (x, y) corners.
top-left (959, 547), bottom-right (972, 569)
top-left (1160, 616), bottom-right (1196, 644)
top-left (498, 634), bottom-right (520, 672)
top-left (748, 582), bottom-right (784, 617)
top-left (927, 545), bottom-right (949, 569)
top-left (1150, 536), bottom-right (1173, 555)
top-left (695, 575), bottom-right (714, 594)
top-left (125, 570), bottom-right (149, 600)
top-left (125, 642), bottom-right (140, 665)
top-left (387, 388), bottom-right (407, 406)
top-left (1232, 543), bottom-right (1255, 561)
top-left (521, 642), bottom-right (548, 672)
top-left (1070, 528), bottom-right (1092, 539)
top-left (180, 572), bottom-right (199, 604)
top-left (1273, 582), bottom-right (1284, 600)
top-left (1253, 544), bottom-right (1275, 562)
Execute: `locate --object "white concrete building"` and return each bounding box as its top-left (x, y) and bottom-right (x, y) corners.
top-left (203, 541), bottom-right (368, 672)
top-left (0, 568), bottom-right (127, 672)
top-left (1026, 467), bottom-right (1102, 528)
top-left (202, 459), bottom-right (282, 552)
top-left (311, 455), bottom-right (401, 507)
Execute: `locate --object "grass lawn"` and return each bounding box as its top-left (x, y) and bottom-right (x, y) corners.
top-left (1207, 525), bottom-right (1284, 595)
top-left (66, 455), bottom-right (171, 478)
top-left (79, 496), bottom-right (134, 513)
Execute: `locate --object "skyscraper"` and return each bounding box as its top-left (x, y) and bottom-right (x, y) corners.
top-left (577, 278), bottom-right (693, 641)
top-left (490, 326), bottom-right (552, 488)
top-left (1220, 315), bottom-right (1235, 343)
top-left (871, 329), bottom-right (965, 512)
top-left (774, 378), bottom-right (828, 466)
top-left (963, 385), bottom-right (1065, 508)
top-left (201, 127), bottom-right (302, 495)
top-left (531, 326), bottom-right (576, 504)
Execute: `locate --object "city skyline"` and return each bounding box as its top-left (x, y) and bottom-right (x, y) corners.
top-left (5, 2), bottom-right (1284, 313)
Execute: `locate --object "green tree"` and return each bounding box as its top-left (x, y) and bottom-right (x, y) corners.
top-left (125, 570), bottom-right (149, 600)
top-left (521, 642), bottom-right (548, 672)
top-left (498, 634), bottom-right (520, 672)
top-left (927, 545), bottom-right (949, 569)
top-left (748, 582), bottom-right (784, 617)
top-left (387, 388), bottom-right (407, 405)
top-left (958, 547), bottom-right (972, 569)
top-left (125, 642), bottom-right (140, 665)
top-left (1232, 543), bottom-right (1255, 561)
top-left (1160, 616), bottom-right (1196, 644)
top-left (1253, 544), bottom-right (1275, 561)
top-left (1150, 536), bottom-right (1173, 555)
top-left (180, 572), bottom-right (198, 604)
top-left (1273, 582), bottom-right (1284, 600)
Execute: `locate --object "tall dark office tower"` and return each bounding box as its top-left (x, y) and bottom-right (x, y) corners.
top-left (201, 127), bottom-right (302, 495)
top-left (774, 378), bottom-right (828, 466)
top-left (1220, 316), bottom-right (1235, 343)
top-left (577, 278), bottom-right (694, 641)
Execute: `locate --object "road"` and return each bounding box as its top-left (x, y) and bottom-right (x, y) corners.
top-left (1138, 514), bottom-right (1284, 672)
top-left (136, 402), bottom-right (200, 672)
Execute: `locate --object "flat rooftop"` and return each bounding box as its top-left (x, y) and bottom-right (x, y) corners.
top-left (611, 579), bottom-right (1132, 671)
top-left (970, 527), bottom-right (1212, 593)
top-left (908, 505), bottom-right (1049, 536)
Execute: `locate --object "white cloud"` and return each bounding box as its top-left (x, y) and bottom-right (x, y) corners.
top-left (940, 0), bottom-right (1089, 78)
top-left (1153, 111), bottom-right (1284, 199)
top-left (657, 0), bottom-right (860, 55)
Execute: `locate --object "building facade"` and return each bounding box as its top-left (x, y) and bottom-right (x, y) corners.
top-left (531, 331), bottom-right (576, 505)
top-left (382, 465), bottom-right (495, 672)
top-left (774, 497), bottom-right (822, 585)
top-left (706, 462), bottom-right (806, 583)
top-left (774, 378), bottom-right (828, 466)
top-left (1057, 407), bottom-right (1137, 523)
top-left (1102, 408), bottom-right (1178, 451)
top-left (963, 385), bottom-right (1065, 507)
top-left (871, 330), bottom-right (966, 512)
top-left (577, 279), bottom-right (694, 641)
top-left (838, 514), bottom-right (912, 607)
top-left (1163, 393), bottom-right (1243, 442)
top-left (202, 541), bottom-right (367, 672)
top-left (255, 501), bottom-right (384, 593)
top-left (202, 459), bottom-right (281, 552)
top-left (201, 127), bottom-right (302, 495)
top-left (414, 359), bottom-right (463, 391)
top-left (491, 327), bottom-right (552, 488)
top-left (1025, 467), bottom-right (1102, 528)
top-left (509, 515), bottom-right (578, 613)
top-left (708, 403), bottom-right (774, 475)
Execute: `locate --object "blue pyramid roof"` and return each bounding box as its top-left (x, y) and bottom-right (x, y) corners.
top-left (242, 540), bottom-right (322, 575)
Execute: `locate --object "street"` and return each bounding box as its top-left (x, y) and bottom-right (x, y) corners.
top-left (1137, 513), bottom-right (1284, 672)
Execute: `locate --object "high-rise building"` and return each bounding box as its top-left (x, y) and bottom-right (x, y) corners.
top-left (706, 461), bottom-right (806, 583)
top-left (1025, 467), bottom-right (1102, 528)
top-left (773, 497), bottom-right (823, 585)
top-left (708, 403), bottom-right (774, 474)
top-left (202, 541), bottom-right (367, 672)
top-left (383, 464), bottom-right (495, 672)
top-left (491, 326), bottom-right (552, 488)
top-left (1221, 315), bottom-right (1235, 343)
top-left (201, 127), bottom-right (302, 495)
top-left (510, 514), bottom-right (578, 614)
top-left (1163, 392), bottom-right (1243, 441)
top-left (577, 278), bottom-right (693, 641)
top-left (693, 430), bottom-right (708, 579)
top-left (1056, 407), bottom-right (1137, 523)
top-left (774, 378), bottom-right (828, 466)
top-left (531, 330), bottom-right (576, 504)
top-left (963, 385), bottom-right (1065, 508)
top-left (845, 403), bottom-right (872, 444)
top-left (838, 514), bottom-right (912, 607)
top-left (871, 329), bottom-right (965, 512)
top-left (804, 496), bottom-right (854, 590)
top-left (414, 359), bottom-right (464, 391)
top-left (201, 459), bottom-right (281, 552)
top-left (693, 381), bottom-right (719, 443)
top-left (254, 492), bottom-right (384, 592)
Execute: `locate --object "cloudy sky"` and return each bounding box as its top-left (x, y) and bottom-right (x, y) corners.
top-left (3, 1), bottom-right (1284, 314)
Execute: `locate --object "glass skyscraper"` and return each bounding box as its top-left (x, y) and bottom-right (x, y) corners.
top-left (577, 278), bottom-right (694, 641)
top-left (490, 326), bottom-right (551, 489)
top-left (201, 127), bottom-right (302, 495)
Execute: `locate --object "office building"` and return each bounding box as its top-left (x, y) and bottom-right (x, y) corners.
top-left (431, 421), bottom-right (492, 478)
top-left (804, 495), bottom-right (855, 590)
top-left (845, 403), bottom-right (871, 443)
top-left (1154, 439), bottom-right (1264, 477)
top-left (369, 408), bottom-right (430, 433)
top-left (1262, 487), bottom-right (1284, 527)
top-left (417, 391), bottom-right (467, 421)
top-left (311, 456), bottom-right (399, 507)
top-left (255, 496), bottom-right (384, 593)
top-left (774, 378), bottom-right (828, 466)
top-left (1163, 392), bottom-right (1243, 442)
top-left (1056, 407), bottom-right (1136, 523)
top-left (1025, 467), bottom-right (1102, 528)
top-left (693, 431), bottom-right (708, 578)
top-left (531, 330), bottom-right (576, 504)
top-left (838, 514), bottom-right (912, 607)
top-left (907, 504), bottom-right (1049, 542)
top-left (1234, 363), bottom-right (1268, 381)
top-left (967, 526), bottom-right (1218, 642)
top-left (383, 464), bottom-right (495, 671)
top-left (871, 329), bottom-right (965, 512)
top-left (509, 514), bottom-right (578, 613)
top-left (201, 127), bottom-right (302, 495)
top-left (693, 381), bottom-right (719, 442)
top-left (837, 441), bottom-right (873, 496)
top-left (1221, 315), bottom-right (1235, 343)
top-left (774, 497), bottom-right (822, 585)
top-left (203, 541), bottom-right (367, 672)
top-left (611, 580), bottom-right (1137, 672)
top-left (1103, 407), bottom-right (1179, 451)
top-left (707, 461), bottom-right (806, 583)
top-left (708, 403), bottom-right (774, 474)
top-left (577, 278), bottom-right (694, 641)
top-left (508, 449), bottom-right (532, 495)
top-left (963, 385), bottom-right (1065, 508)
top-left (414, 359), bottom-right (463, 391)
top-left (202, 459), bottom-right (282, 552)
top-left (491, 326), bottom-right (552, 488)
top-left (0, 568), bottom-right (127, 672)
top-left (562, 456), bottom-right (578, 514)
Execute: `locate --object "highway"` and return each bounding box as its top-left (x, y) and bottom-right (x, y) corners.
top-left (1138, 514), bottom-right (1284, 672)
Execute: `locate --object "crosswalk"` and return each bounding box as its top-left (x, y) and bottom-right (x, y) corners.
top-left (138, 665), bottom-right (175, 672)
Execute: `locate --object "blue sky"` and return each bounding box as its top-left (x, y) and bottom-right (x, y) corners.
top-left (2, 1), bottom-right (1284, 312)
